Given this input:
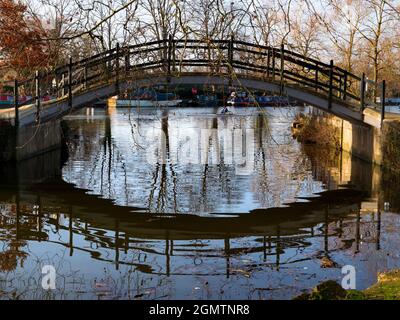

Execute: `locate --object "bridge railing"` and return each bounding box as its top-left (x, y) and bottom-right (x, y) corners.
top-left (5, 36), bottom-right (386, 126)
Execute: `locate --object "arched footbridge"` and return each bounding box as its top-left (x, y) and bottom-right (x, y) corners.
top-left (0, 36), bottom-right (388, 128)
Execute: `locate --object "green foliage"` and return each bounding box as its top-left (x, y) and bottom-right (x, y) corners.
top-left (294, 270), bottom-right (400, 300)
top-left (363, 270), bottom-right (400, 300)
top-left (293, 280), bottom-right (347, 300)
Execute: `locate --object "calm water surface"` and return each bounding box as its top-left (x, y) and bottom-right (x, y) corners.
top-left (1, 106), bottom-right (400, 299)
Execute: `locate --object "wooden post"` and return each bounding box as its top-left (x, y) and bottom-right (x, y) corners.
top-left (272, 48), bottom-right (276, 80)
top-left (68, 56), bottom-right (72, 109)
top-left (171, 37), bottom-right (176, 73)
top-left (84, 66), bottom-right (88, 89)
top-left (381, 80), bottom-right (386, 125)
top-left (14, 79), bottom-right (19, 127)
top-left (228, 35), bottom-right (234, 86)
top-left (167, 35), bottom-right (173, 76)
top-left (276, 226), bottom-right (280, 270)
top-left (315, 63), bottom-right (319, 92)
top-left (55, 71), bottom-right (60, 98)
top-left (267, 49), bottom-right (270, 78)
top-left (115, 42), bottom-right (120, 94)
top-left (61, 73), bottom-right (65, 97)
top-left (35, 70), bottom-right (40, 124)
top-left (328, 60), bottom-right (333, 109)
top-left (125, 49), bottom-right (130, 76)
top-left (343, 72), bottom-right (347, 100)
top-left (360, 73), bottom-right (365, 112)
top-left (69, 208), bottom-right (73, 256)
top-left (228, 34), bottom-right (234, 67)
top-left (280, 43), bottom-right (284, 95)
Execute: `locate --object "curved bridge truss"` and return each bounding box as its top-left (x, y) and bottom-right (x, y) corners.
top-left (1, 37), bottom-right (386, 127)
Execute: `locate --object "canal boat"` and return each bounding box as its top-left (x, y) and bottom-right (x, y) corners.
top-left (0, 95), bottom-right (54, 109)
top-left (227, 92), bottom-right (290, 107)
top-left (108, 91), bottom-right (182, 108)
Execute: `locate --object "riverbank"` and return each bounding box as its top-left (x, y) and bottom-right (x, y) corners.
top-left (292, 110), bottom-right (400, 169)
top-left (295, 269), bottom-right (400, 300)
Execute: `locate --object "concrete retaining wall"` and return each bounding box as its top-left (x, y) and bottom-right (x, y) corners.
top-left (312, 108), bottom-right (383, 165)
top-left (0, 120), bottom-right (62, 162)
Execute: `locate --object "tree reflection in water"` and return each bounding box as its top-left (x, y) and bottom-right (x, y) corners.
top-left (0, 106), bottom-right (398, 300)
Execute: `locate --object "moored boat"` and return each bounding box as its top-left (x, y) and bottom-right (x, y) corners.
top-left (226, 92), bottom-right (290, 107)
top-left (108, 90), bottom-right (182, 108)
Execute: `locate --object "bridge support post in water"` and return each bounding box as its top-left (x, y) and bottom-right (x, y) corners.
top-left (381, 80), bottom-right (386, 125)
top-left (68, 56), bottom-right (72, 109)
top-left (14, 79), bottom-right (19, 127)
top-left (35, 70), bottom-right (40, 124)
top-left (328, 60), bottom-right (333, 109)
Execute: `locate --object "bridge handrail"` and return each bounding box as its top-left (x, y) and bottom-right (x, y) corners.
top-left (6, 36), bottom-right (386, 127)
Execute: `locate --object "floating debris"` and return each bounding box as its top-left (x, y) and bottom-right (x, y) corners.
top-left (320, 256), bottom-right (338, 268)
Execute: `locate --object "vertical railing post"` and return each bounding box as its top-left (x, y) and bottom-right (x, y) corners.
top-left (266, 49), bottom-right (270, 78)
top-left (315, 63), bottom-right (319, 92)
top-left (167, 34), bottom-right (173, 77)
top-left (272, 48), bottom-right (276, 80)
top-left (55, 71), bottom-right (60, 98)
top-left (280, 43), bottom-right (284, 95)
top-left (14, 79), bottom-right (19, 127)
top-left (68, 56), bottom-right (72, 109)
top-left (228, 35), bottom-right (234, 67)
top-left (125, 48), bottom-right (130, 77)
top-left (171, 36), bottom-right (176, 73)
top-left (115, 42), bottom-right (120, 94)
top-left (84, 66), bottom-right (88, 89)
top-left (360, 73), bottom-right (365, 112)
top-left (61, 73), bottom-right (65, 97)
top-left (328, 60), bottom-right (333, 109)
top-left (35, 70), bottom-right (40, 124)
top-left (228, 35), bottom-right (234, 86)
top-left (381, 80), bottom-right (386, 125)
top-left (343, 72), bottom-right (347, 101)
top-left (104, 52), bottom-right (109, 81)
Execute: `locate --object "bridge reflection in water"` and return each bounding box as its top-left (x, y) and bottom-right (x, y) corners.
top-left (0, 107), bottom-right (398, 300)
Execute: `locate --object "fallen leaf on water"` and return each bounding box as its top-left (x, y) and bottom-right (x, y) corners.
top-left (320, 256), bottom-right (337, 268)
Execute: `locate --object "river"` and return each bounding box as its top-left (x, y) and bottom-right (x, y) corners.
top-left (0, 106), bottom-right (399, 299)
